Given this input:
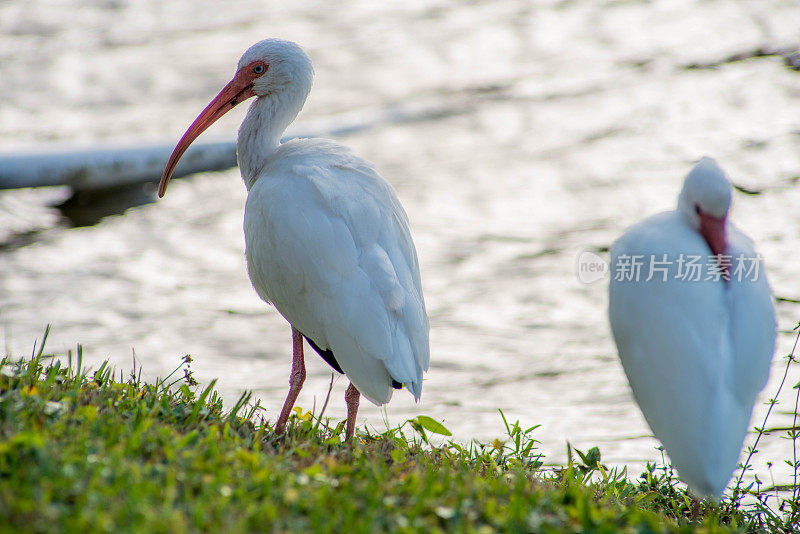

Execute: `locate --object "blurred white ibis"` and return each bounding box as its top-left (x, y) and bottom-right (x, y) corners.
top-left (158, 39), bottom-right (429, 439)
top-left (609, 157), bottom-right (776, 498)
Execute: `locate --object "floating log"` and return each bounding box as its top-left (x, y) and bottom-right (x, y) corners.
top-left (0, 141), bottom-right (236, 191)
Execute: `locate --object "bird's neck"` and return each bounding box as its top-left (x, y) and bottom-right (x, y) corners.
top-left (237, 91), bottom-right (306, 190)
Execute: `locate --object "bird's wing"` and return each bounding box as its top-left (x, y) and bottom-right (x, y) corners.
top-left (244, 144), bottom-right (428, 404)
top-left (608, 212), bottom-right (746, 497)
top-left (726, 226), bottom-right (776, 407)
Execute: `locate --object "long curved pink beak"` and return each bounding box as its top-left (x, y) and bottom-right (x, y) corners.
top-left (698, 209), bottom-right (728, 257)
top-left (158, 70), bottom-right (257, 198)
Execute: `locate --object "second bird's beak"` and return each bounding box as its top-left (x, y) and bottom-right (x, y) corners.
top-left (158, 71), bottom-right (257, 198)
top-left (698, 210), bottom-right (728, 258)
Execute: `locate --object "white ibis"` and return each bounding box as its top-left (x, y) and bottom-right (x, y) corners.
top-left (608, 157), bottom-right (776, 498)
top-left (158, 39), bottom-right (429, 440)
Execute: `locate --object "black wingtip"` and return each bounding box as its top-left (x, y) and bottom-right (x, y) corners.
top-left (303, 335), bottom-right (344, 374)
top-left (303, 333), bottom-right (404, 391)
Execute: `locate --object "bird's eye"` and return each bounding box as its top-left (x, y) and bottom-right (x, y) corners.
top-left (694, 203), bottom-right (701, 215)
top-left (253, 64), bottom-right (265, 75)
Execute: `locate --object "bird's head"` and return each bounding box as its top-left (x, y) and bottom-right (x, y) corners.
top-left (237, 39), bottom-right (314, 100)
top-left (158, 39), bottom-right (314, 197)
top-left (678, 156), bottom-right (732, 257)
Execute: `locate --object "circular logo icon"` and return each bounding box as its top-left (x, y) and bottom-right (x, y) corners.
top-left (576, 250), bottom-right (609, 285)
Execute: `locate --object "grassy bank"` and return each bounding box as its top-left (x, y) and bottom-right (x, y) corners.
top-left (0, 334), bottom-right (798, 532)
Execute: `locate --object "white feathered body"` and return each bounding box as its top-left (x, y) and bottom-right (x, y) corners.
top-left (609, 210), bottom-right (775, 497)
top-left (242, 138), bottom-right (429, 405)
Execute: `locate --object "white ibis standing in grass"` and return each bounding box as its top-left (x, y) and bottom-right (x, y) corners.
top-left (608, 157), bottom-right (776, 498)
top-left (158, 39), bottom-right (429, 440)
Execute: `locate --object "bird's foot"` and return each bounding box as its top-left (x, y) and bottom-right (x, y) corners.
top-left (689, 496), bottom-right (702, 521)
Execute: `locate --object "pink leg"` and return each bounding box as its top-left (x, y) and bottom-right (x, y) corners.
top-left (344, 382), bottom-right (361, 440)
top-left (275, 327), bottom-right (306, 435)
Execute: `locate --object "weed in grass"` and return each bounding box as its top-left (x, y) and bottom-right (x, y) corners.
top-left (718, 321), bottom-right (800, 532)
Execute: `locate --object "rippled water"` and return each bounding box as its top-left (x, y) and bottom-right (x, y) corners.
top-left (1, 0), bottom-right (799, 486)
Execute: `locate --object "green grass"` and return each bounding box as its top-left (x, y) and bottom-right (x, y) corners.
top-left (0, 328), bottom-right (798, 533)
